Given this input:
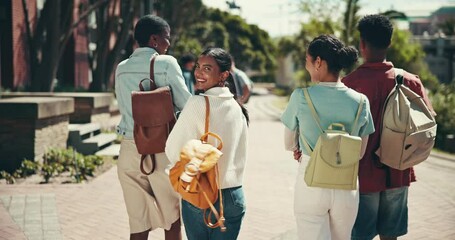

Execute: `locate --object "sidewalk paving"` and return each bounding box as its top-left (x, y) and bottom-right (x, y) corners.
top-left (1, 94), bottom-right (455, 240)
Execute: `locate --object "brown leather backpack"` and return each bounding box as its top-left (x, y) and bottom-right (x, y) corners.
top-left (132, 55), bottom-right (176, 175)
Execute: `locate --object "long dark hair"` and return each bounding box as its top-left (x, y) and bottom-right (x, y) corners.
top-left (200, 47), bottom-right (250, 125)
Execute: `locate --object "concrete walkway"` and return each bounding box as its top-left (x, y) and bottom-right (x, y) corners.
top-left (1, 94), bottom-right (454, 240)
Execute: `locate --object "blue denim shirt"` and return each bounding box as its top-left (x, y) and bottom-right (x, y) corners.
top-left (115, 47), bottom-right (191, 139)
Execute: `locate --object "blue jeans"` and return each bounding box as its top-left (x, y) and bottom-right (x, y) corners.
top-left (351, 187), bottom-right (408, 240)
top-left (182, 186), bottom-right (246, 240)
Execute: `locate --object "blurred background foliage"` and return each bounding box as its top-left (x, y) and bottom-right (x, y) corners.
top-left (17, 0), bottom-right (455, 151)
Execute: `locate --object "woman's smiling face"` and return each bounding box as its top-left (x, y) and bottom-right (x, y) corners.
top-left (194, 55), bottom-right (224, 91)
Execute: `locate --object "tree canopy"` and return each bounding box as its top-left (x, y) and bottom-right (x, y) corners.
top-left (277, 0), bottom-right (438, 90)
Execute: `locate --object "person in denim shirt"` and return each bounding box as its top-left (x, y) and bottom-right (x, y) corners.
top-left (115, 15), bottom-right (190, 240)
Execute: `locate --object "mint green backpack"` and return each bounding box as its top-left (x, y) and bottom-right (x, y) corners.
top-left (301, 88), bottom-right (364, 190)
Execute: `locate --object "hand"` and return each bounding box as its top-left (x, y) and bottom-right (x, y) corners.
top-left (293, 149), bottom-right (302, 162)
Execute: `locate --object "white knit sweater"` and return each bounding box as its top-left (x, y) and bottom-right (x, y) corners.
top-left (165, 87), bottom-right (248, 189)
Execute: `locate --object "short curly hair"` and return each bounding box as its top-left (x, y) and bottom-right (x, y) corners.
top-left (134, 15), bottom-right (169, 47)
top-left (358, 14), bottom-right (393, 49)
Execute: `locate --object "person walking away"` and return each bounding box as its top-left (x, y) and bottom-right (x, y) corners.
top-left (180, 53), bottom-right (196, 94)
top-left (231, 59), bottom-right (253, 104)
top-left (342, 14), bottom-right (435, 240)
top-left (165, 47), bottom-right (249, 240)
top-left (115, 15), bottom-right (191, 240)
top-left (281, 34), bottom-right (375, 240)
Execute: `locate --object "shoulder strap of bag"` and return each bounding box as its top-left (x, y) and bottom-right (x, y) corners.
top-left (300, 133), bottom-right (313, 155)
top-left (138, 55), bottom-right (160, 175)
top-left (351, 95), bottom-right (364, 135)
top-left (394, 68), bottom-right (404, 86)
top-left (303, 88), bottom-right (323, 133)
top-left (200, 95), bottom-right (226, 231)
top-left (138, 55), bottom-right (158, 91)
top-left (149, 55), bottom-right (158, 90)
top-left (204, 96), bottom-right (210, 134)
top-left (299, 88), bottom-right (322, 155)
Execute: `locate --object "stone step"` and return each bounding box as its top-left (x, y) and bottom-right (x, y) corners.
top-left (72, 132), bottom-right (117, 155)
top-left (95, 144), bottom-right (120, 157)
top-left (82, 133), bottom-right (117, 148)
top-left (69, 123), bottom-right (101, 137)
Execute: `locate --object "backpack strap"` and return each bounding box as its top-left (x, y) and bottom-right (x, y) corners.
top-left (200, 96), bottom-right (226, 231)
top-left (351, 95), bottom-right (364, 135)
top-left (204, 96), bottom-right (210, 134)
top-left (303, 88), bottom-right (323, 133)
top-left (149, 55), bottom-right (158, 90)
top-left (299, 88), bottom-right (320, 155)
top-left (394, 68), bottom-right (405, 86)
top-left (300, 133), bottom-right (313, 155)
top-left (138, 55), bottom-right (160, 175)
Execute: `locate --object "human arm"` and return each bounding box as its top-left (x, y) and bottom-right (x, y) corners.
top-left (360, 136), bottom-right (369, 158)
top-left (281, 89), bottom-right (303, 160)
top-left (239, 84), bottom-right (251, 104)
top-left (284, 127), bottom-right (302, 161)
top-left (357, 95), bottom-right (375, 158)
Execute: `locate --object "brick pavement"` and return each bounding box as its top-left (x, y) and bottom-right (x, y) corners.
top-left (1, 94), bottom-right (455, 240)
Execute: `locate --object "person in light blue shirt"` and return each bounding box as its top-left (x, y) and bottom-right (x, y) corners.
top-left (281, 34), bottom-right (375, 240)
top-left (231, 59), bottom-right (253, 104)
top-left (179, 53), bottom-right (196, 95)
top-left (114, 15), bottom-right (190, 240)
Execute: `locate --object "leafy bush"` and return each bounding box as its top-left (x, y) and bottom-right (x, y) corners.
top-left (0, 171), bottom-right (15, 184)
top-left (42, 147), bottom-right (104, 183)
top-left (14, 159), bottom-right (40, 178)
top-left (0, 148), bottom-right (105, 184)
top-left (430, 83), bottom-right (455, 152)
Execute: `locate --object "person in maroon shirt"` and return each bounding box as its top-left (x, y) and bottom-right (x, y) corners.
top-left (342, 15), bottom-right (435, 240)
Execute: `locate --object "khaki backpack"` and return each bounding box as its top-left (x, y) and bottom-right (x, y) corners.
top-left (301, 88), bottom-right (364, 190)
top-left (375, 68), bottom-right (437, 170)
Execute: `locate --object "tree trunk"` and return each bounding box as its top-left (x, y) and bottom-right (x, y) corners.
top-left (90, 0), bottom-right (137, 92)
top-left (37, 0), bottom-right (61, 91)
top-left (102, 1), bottom-right (135, 90)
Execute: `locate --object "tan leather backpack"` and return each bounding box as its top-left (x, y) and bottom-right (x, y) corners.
top-left (131, 55), bottom-right (176, 175)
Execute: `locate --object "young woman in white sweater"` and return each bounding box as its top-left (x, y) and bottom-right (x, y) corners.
top-left (165, 47), bottom-right (249, 240)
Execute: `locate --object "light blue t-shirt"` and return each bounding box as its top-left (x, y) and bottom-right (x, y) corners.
top-left (281, 83), bottom-right (375, 155)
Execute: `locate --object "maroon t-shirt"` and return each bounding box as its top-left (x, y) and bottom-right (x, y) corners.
top-left (342, 61), bottom-right (434, 193)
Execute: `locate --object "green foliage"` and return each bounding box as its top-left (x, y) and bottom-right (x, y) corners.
top-left (172, 7), bottom-right (277, 77)
top-left (438, 18), bottom-right (455, 36)
top-left (0, 148), bottom-right (104, 184)
top-left (430, 83), bottom-right (455, 151)
top-left (280, 16), bottom-right (340, 86)
top-left (279, 1), bottom-right (438, 93)
top-left (15, 159), bottom-right (39, 178)
top-left (388, 29), bottom-right (439, 91)
top-left (41, 162), bottom-right (65, 183)
top-left (42, 147), bottom-right (104, 182)
top-left (0, 171), bottom-right (15, 184)
top-left (342, 0), bottom-right (361, 46)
